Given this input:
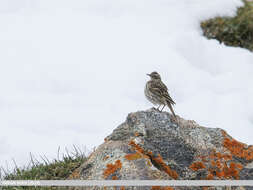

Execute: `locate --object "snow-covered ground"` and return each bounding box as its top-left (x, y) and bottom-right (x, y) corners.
top-left (0, 0), bottom-right (253, 169)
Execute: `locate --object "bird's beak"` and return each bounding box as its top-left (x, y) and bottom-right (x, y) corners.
top-left (147, 73), bottom-right (151, 76)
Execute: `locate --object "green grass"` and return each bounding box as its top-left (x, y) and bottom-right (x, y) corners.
top-left (1, 146), bottom-right (87, 190)
top-left (201, 0), bottom-right (253, 51)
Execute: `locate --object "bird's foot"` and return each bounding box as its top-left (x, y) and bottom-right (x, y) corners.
top-left (152, 107), bottom-right (161, 112)
top-left (151, 107), bottom-right (157, 111)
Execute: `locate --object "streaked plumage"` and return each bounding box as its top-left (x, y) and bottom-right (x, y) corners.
top-left (145, 71), bottom-right (176, 118)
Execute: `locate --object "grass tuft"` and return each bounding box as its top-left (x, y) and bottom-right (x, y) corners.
top-left (201, 0), bottom-right (253, 51)
top-left (1, 145), bottom-right (87, 190)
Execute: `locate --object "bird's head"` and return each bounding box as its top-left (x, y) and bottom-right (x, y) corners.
top-left (147, 71), bottom-right (161, 80)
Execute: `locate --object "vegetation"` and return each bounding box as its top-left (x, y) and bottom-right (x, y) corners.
top-left (1, 146), bottom-right (87, 190)
top-left (201, 0), bottom-right (253, 51)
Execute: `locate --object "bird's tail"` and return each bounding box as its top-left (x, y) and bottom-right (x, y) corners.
top-left (167, 101), bottom-right (176, 119)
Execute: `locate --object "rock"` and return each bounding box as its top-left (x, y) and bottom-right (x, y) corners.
top-left (72, 109), bottom-right (253, 190)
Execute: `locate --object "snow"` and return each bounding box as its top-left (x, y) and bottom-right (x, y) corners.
top-left (0, 0), bottom-right (253, 168)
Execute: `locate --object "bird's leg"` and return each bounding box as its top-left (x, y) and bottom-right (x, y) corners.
top-left (156, 105), bottom-right (161, 112)
top-left (161, 104), bottom-right (166, 112)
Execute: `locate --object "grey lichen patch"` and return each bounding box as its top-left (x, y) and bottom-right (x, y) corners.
top-left (106, 123), bottom-right (133, 141)
top-left (80, 163), bottom-right (93, 179)
top-left (240, 162), bottom-right (253, 180)
top-left (76, 108), bottom-right (253, 189)
top-left (240, 167), bottom-right (253, 179)
top-left (245, 161), bottom-right (253, 168)
top-left (144, 136), bottom-right (195, 167)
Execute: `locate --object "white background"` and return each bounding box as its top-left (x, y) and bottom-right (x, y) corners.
top-left (0, 0), bottom-right (252, 169)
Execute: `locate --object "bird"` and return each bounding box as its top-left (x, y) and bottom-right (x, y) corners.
top-left (145, 71), bottom-right (176, 119)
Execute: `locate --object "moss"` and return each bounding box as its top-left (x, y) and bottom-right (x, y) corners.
top-left (201, 0), bottom-right (253, 51)
top-left (103, 160), bottom-right (122, 179)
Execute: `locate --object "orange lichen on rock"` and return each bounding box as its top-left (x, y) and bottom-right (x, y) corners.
top-left (222, 154), bottom-right (233, 161)
top-left (216, 160), bottom-right (222, 169)
top-left (189, 130), bottom-right (248, 179)
top-left (222, 130), bottom-right (253, 161)
top-left (134, 132), bottom-right (141, 137)
top-left (206, 173), bottom-right (214, 180)
top-left (124, 153), bottom-right (142, 160)
top-left (103, 155), bottom-right (110, 161)
top-left (125, 141), bottom-right (150, 161)
top-left (190, 130), bottom-right (253, 180)
top-left (211, 156), bottom-right (242, 179)
top-left (213, 160), bottom-right (243, 179)
top-left (128, 140), bottom-right (178, 179)
top-left (209, 151), bottom-right (232, 161)
top-left (200, 156), bottom-right (208, 162)
top-left (221, 162), bottom-right (240, 179)
top-left (211, 160), bottom-right (216, 167)
top-left (128, 140), bottom-right (145, 154)
top-left (223, 137), bottom-right (253, 160)
top-left (112, 176), bottom-right (118, 180)
top-left (152, 154), bottom-right (179, 179)
top-left (151, 186), bottom-right (162, 190)
top-left (103, 160), bottom-right (122, 179)
top-left (194, 147), bottom-right (244, 180)
top-left (189, 162), bottom-right (206, 171)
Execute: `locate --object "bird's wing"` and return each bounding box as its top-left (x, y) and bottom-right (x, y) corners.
top-left (148, 81), bottom-right (163, 97)
top-left (149, 80), bottom-right (176, 105)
